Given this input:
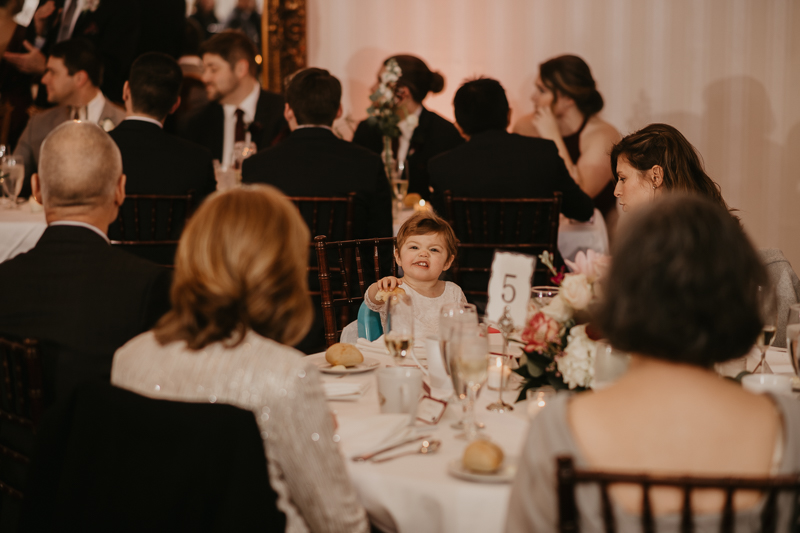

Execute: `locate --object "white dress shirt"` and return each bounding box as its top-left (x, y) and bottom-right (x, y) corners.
top-left (85, 90), bottom-right (106, 124)
top-left (221, 82), bottom-right (260, 168)
top-left (123, 116), bottom-right (164, 128)
top-left (396, 106), bottom-right (423, 169)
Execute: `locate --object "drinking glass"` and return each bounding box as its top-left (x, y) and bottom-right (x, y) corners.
top-left (1, 155), bottom-right (24, 208)
top-left (385, 294), bottom-right (414, 366)
top-left (531, 286), bottom-right (559, 309)
top-left (755, 285), bottom-right (778, 374)
top-left (451, 321), bottom-right (489, 440)
top-left (439, 303), bottom-right (478, 428)
top-left (232, 140), bottom-right (257, 170)
top-left (787, 304), bottom-right (800, 376)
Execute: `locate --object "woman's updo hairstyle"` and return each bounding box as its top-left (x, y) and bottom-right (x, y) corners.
top-left (539, 55), bottom-right (604, 117)
top-left (386, 55), bottom-right (445, 103)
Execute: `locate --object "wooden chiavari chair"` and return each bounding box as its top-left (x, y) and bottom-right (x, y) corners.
top-left (556, 455), bottom-right (800, 533)
top-left (314, 235), bottom-right (397, 347)
top-left (443, 191), bottom-right (562, 299)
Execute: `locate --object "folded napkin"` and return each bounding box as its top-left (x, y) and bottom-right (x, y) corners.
top-left (336, 413), bottom-right (419, 458)
top-left (322, 379), bottom-right (370, 401)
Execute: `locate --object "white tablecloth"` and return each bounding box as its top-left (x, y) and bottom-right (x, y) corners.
top-left (0, 202), bottom-right (46, 263)
top-left (323, 347), bottom-right (532, 533)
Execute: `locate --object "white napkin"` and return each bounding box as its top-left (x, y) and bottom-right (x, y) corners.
top-left (356, 337), bottom-right (389, 356)
top-left (322, 379), bottom-right (370, 401)
top-left (336, 413), bottom-right (418, 458)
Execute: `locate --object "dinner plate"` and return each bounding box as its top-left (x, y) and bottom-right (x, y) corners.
top-left (447, 459), bottom-right (517, 483)
top-left (307, 353), bottom-right (381, 375)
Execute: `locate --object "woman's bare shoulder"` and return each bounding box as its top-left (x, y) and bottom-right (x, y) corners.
top-left (512, 112), bottom-right (539, 137)
top-left (582, 116), bottom-right (621, 145)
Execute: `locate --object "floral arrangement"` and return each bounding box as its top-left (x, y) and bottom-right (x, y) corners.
top-left (365, 59), bottom-right (408, 182)
top-left (514, 250), bottom-right (610, 400)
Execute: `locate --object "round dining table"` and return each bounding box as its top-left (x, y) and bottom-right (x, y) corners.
top-left (0, 201), bottom-right (46, 263)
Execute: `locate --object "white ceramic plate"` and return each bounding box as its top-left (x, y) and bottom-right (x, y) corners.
top-left (307, 353), bottom-right (381, 375)
top-left (447, 459), bottom-right (517, 483)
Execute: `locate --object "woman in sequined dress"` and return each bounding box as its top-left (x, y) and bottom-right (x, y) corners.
top-left (112, 185), bottom-right (369, 533)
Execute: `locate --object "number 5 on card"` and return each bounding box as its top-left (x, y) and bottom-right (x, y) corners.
top-left (486, 251), bottom-right (536, 328)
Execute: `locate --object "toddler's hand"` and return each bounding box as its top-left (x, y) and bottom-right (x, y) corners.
top-left (377, 276), bottom-right (402, 291)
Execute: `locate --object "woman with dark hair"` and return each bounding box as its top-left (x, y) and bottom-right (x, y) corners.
top-left (514, 55), bottom-right (620, 223)
top-left (352, 54), bottom-right (464, 199)
top-left (112, 185), bottom-right (369, 533)
top-left (611, 122), bottom-right (730, 212)
top-left (0, 0), bottom-right (33, 149)
top-left (506, 194), bottom-right (800, 531)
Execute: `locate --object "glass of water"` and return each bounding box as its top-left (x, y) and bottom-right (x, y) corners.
top-left (1, 155), bottom-right (24, 208)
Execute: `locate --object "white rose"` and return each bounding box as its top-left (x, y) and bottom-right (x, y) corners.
top-left (557, 324), bottom-right (596, 389)
top-left (560, 273), bottom-right (593, 311)
top-left (541, 294), bottom-right (573, 323)
top-left (100, 118), bottom-right (115, 132)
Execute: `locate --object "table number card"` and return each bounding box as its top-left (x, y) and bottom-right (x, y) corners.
top-left (416, 395), bottom-right (447, 425)
top-left (486, 251), bottom-right (536, 328)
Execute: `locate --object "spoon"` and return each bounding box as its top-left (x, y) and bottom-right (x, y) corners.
top-left (371, 439), bottom-right (441, 463)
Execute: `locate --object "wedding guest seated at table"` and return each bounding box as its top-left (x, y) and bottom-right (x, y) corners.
top-left (0, 121), bottom-right (171, 402)
top-left (180, 31), bottom-right (286, 168)
top-left (242, 67), bottom-right (393, 239)
top-left (365, 211), bottom-right (466, 341)
top-left (513, 55), bottom-right (621, 230)
top-left (352, 54), bottom-right (464, 200)
top-left (611, 123), bottom-right (731, 213)
top-left (111, 184), bottom-right (369, 533)
top-left (428, 78), bottom-right (594, 222)
top-left (506, 194), bottom-right (800, 532)
top-left (14, 39), bottom-right (126, 198)
top-left (109, 52), bottom-right (216, 208)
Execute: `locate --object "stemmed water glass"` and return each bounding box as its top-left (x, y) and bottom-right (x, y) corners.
top-left (1, 155), bottom-right (24, 208)
top-left (451, 321), bottom-right (489, 440)
top-left (755, 285), bottom-right (778, 374)
top-left (786, 304), bottom-right (800, 377)
top-left (385, 294), bottom-right (414, 366)
top-left (440, 303), bottom-right (478, 429)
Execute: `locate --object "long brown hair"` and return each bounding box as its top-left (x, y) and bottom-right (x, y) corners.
top-left (610, 123), bottom-right (730, 210)
top-left (155, 185), bottom-right (313, 350)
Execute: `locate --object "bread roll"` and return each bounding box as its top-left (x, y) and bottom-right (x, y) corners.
top-left (325, 343), bottom-right (364, 367)
top-left (375, 286), bottom-right (406, 303)
top-left (462, 439), bottom-right (504, 473)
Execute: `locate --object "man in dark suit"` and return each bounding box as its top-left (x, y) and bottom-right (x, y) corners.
top-left (4, 0), bottom-right (140, 104)
top-left (0, 121), bottom-right (171, 402)
top-left (180, 31), bottom-right (286, 167)
top-left (429, 78), bottom-right (594, 221)
top-left (110, 52), bottom-right (216, 205)
top-left (242, 67), bottom-right (393, 239)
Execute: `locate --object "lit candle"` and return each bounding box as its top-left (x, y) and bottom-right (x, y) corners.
top-left (488, 356), bottom-right (511, 389)
top-left (526, 388), bottom-right (555, 419)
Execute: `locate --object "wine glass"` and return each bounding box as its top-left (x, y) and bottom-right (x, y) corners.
top-left (451, 321), bottom-right (489, 440)
top-left (439, 303), bottom-right (478, 428)
top-left (755, 285), bottom-right (778, 374)
top-left (787, 304), bottom-right (800, 376)
top-left (385, 294), bottom-right (414, 366)
top-left (531, 286), bottom-right (559, 309)
top-left (1, 155), bottom-right (24, 208)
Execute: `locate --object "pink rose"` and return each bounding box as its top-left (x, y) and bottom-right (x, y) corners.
top-left (522, 312), bottom-right (562, 352)
top-left (564, 250), bottom-right (611, 283)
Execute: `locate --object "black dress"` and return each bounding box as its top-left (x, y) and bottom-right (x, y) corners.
top-left (562, 117), bottom-right (616, 219)
top-left (352, 106), bottom-right (464, 200)
top-left (0, 25), bottom-right (33, 150)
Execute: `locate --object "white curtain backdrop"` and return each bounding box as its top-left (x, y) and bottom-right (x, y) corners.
top-left (308, 0), bottom-right (800, 269)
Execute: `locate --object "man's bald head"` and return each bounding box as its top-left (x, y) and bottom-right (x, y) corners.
top-left (38, 121), bottom-right (123, 209)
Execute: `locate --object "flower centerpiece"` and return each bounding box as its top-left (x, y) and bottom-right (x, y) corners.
top-left (365, 59), bottom-right (405, 185)
top-left (514, 250), bottom-right (610, 400)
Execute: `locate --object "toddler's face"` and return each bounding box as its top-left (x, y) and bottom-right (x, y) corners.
top-left (395, 233), bottom-right (453, 283)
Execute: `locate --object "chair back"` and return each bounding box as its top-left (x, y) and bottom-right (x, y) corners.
top-left (556, 455), bottom-right (800, 533)
top-left (0, 100), bottom-right (14, 146)
top-left (109, 193), bottom-right (194, 267)
top-left (21, 381), bottom-right (285, 532)
top-left (0, 336), bottom-right (43, 500)
top-left (314, 235), bottom-right (397, 347)
top-left (443, 192), bottom-right (562, 298)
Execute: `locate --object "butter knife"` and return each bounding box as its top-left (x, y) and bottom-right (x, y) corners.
top-left (351, 434), bottom-right (432, 462)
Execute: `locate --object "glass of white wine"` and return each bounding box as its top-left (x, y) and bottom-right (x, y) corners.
top-left (451, 321), bottom-right (489, 440)
top-left (440, 303), bottom-right (478, 429)
top-left (385, 294), bottom-right (414, 366)
top-left (755, 285), bottom-right (778, 374)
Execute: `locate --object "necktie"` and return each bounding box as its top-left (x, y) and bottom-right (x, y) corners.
top-left (57, 0), bottom-right (79, 43)
top-left (234, 109), bottom-right (246, 143)
top-left (70, 106), bottom-right (87, 121)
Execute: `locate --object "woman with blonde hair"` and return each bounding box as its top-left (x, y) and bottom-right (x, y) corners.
top-left (112, 185), bottom-right (369, 533)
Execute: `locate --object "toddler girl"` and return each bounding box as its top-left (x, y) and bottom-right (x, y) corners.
top-left (366, 211), bottom-right (467, 341)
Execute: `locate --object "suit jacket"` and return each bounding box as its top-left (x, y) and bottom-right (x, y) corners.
top-left (351, 106), bottom-right (464, 199)
top-left (241, 127), bottom-right (393, 239)
top-left (0, 225), bottom-right (171, 403)
top-left (29, 0), bottom-right (141, 104)
top-left (14, 99), bottom-right (126, 197)
top-left (428, 129), bottom-right (595, 221)
top-left (180, 89), bottom-right (287, 162)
